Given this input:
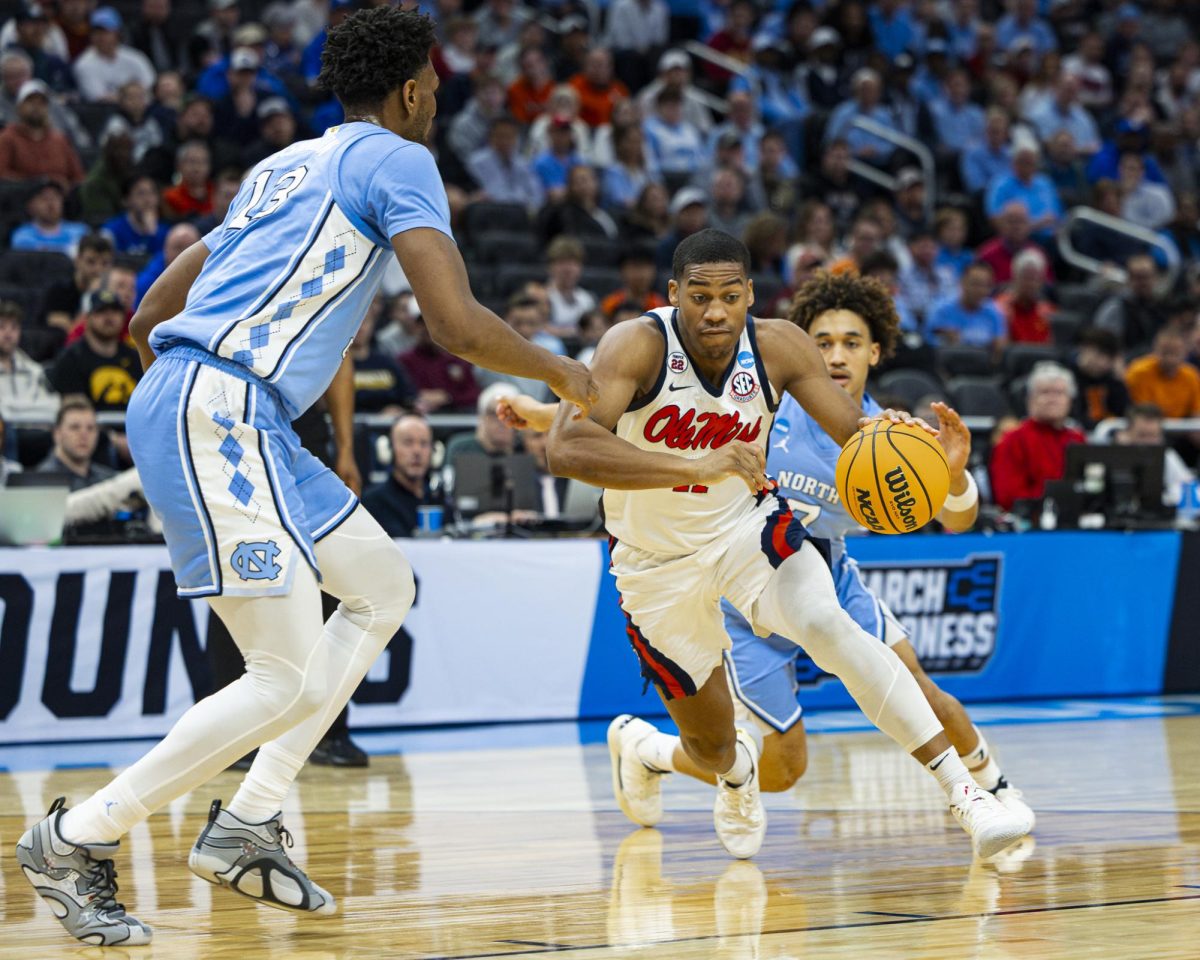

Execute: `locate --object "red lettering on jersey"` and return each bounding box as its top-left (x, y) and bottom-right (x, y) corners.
top-left (643, 405), bottom-right (762, 451)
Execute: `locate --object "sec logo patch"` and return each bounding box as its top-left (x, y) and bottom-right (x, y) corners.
top-left (668, 351), bottom-right (688, 374)
top-left (730, 371), bottom-right (759, 402)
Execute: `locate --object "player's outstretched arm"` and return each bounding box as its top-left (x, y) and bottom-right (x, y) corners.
top-left (931, 401), bottom-right (979, 531)
top-left (546, 321), bottom-right (768, 492)
top-left (393, 229), bottom-right (597, 418)
top-left (128, 240), bottom-right (210, 371)
top-left (497, 394), bottom-right (559, 432)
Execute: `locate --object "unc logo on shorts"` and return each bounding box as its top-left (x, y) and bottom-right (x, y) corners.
top-left (737, 350), bottom-right (755, 368)
top-left (231, 540), bottom-right (283, 581)
top-left (668, 351), bottom-right (688, 374)
top-left (730, 371), bottom-right (759, 402)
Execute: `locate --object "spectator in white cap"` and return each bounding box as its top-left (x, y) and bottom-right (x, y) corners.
top-left (0, 79), bottom-right (84, 184)
top-left (213, 47), bottom-right (265, 146)
top-left (73, 7), bottom-right (156, 103)
top-left (636, 49), bottom-right (713, 134)
top-left (655, 186), bottom-right (709, 271)
top-left (0, 49), bottom-right (89, 151)
top-left (241, 95), bottom-right (295, 168)
top-left (984, 136), bottom-right (1062, 238)
top-left (800, 26), bottom-right (842, 110)
top-left (0, 2), bottom-right (69, 63)
top-left (824, 67), bottom-right (896, 163)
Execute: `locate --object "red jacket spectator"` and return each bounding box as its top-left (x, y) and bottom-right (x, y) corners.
top-left (569, 50), bottom-right (629, 128)
top-left (995, 247), bottom-right (1055, 343)
top-left (399, 321), bottom-right (481, 413)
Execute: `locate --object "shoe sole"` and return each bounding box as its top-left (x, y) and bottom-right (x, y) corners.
top-left (607, 715), bottom-right (659, 828)
top-left (188, 849), bottom-right (337, 915)
top-left (974, 820), bottom-right (1031, 860)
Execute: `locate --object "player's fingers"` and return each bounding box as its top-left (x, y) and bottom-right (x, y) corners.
top-left (571, 402), bottom-right (589, 420)
top-left (911, 416), bottom-right (940, 437)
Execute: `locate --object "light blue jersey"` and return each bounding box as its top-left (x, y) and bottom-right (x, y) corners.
top-left (151, 122), bottom-right (452, 419)
top-left (724, 390), bottom-right (907, 733)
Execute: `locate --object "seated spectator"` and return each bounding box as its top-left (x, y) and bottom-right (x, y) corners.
top-left (36, 397), bottom-right (114, 490)
top-left (824, 68), bottom-right (895, 163)
top-left (1062, 31), bottom-right (1112, 111)
top-left (1117, 403), bottom-right (1197, 507)
top-left (622, 181), bottom-right (671, 244)
top-left (929, 261), bottom-right (1007, 354)
top-left (742, 212), bottom-right (787, 278)
top-left (602, 123), bottom-right (660, 211)
top-left (525, 85), bottom-right (592, 163)
top-left (0, 413), bottom-right (22, 483)
top-left (6, 4), bottom-right (73, 93)
top-left (828, 215), bottom-right (883, 277)
top-left (47, 288), bottom-right (140, 414)
top-left (361, 414), bottom-right (440, 538)
top-left (893, 168), bottom-right (930, 239)
top-left (515, 281), bottom-right (566, 355)
top-left (73, 7), bottom-right (156, 103)
top-left (0, 48), bottom-right (88, 153)
top-left (642, 87), bottom-right (706, 179)
top-left (1125, 329), bottom-right (1200, 420)
top-left (43, 233), bottom-right (114, 331)
top-left (162, 140), bottom-right (213, 220)
top-left (977, 200), bottom-right (1049, 287)
top-left (570, 49), bottom-right (628, 128)
top-left (574, 307), bottom-right (615, 366)
top-left (467, 116), bottom-right (543, 209)
top-left (445, 381), bottom-right (519, 467)
top-left (800, 140), bottom-right (866, 235)
top-left (753, 131), bottom-right (798, 215)
top-left (1094, 253), bottom-right (1169, 354)
top-left (934, 207), bottom-right (974, 279)
top-left (11, 177), bottom-right (87, 256)
top-left (141, 93), bottom-right (215, 184)
top-left (399, 312), bottom-right (481, 415)
top-left (116, 80), bottom-right (165, 165)
top-left (474, 0), bottom-right (523, 50)
top-left (0, 79), bottom-right (84, 185)
top-left (990, 362), bottom-right (1085, 511)
top-left (800, 26), bottom-right (846, 111)
top-left (985, 139), bottom-right (1063, 238)
top-left (656, 187), bottom-right (710, 272)
top-left (349, 301), bottom-right (415, 415)
top-left (191, 168), bottom-right (243, 236)
top-left (708, 168), bottom-right (752, 238)
top-left (520, 428), bottom-right (574, 519)
top-left (708, 91), bottom-right (764, 171)
top-left (1070, 328), bottom-right (1130, 429)
top-left (476, 296), bottom-right (559, 401)
top-left (129, 0), bottom-right (188, 76)
top-left (240, 96), bottom-right (296, 169)
top-left (860, 251), bottom-right (918, 333)
top-left (1026, 74), bottom-right (1100, 156)
top-left (78, 117), bottom-right (136, 223)
top-left (0, 299), bottom-right (59, 423)
top-left (1043, 129), bottom-right (1088, 210)
top-left (135, 222), bottom-right (200, 306)
top-left (606, 0), bottom-right (670, 91)
top-left (531, 116), bottom-right (583, 200)
top-left (931, 69), bottom-right (986, 157)
top-left (212, 48), bottom-right (267, 154)
top-left (961, 107), bottom-right (1012, 196)
top-left (898, 231), bottom-right (957, 329)
top-left (996, 247), bottom-right (1056, 344)
top-left (995, 0), bottom-right (1057, 61)
top-left (536, 164), bottom-right (619, 244)
top-left (704, 0), bottom-right (756, 88)
top-left (507, 47), bottom-right (553, 125)
top-left (636, 49), bottom-right (712, 136)
top-left (438, 16), bottom-right (479, 77)
top-left (1118, 150), bottom-right (1176, 230)
top-left (544, 236), bottom-right (596, 336)
top-left (601, 244), bottom-right (666, 317)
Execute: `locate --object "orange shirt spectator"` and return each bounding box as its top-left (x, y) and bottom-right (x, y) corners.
top-left (601, 289), bottom-right (667, 316)
top-left (163, 181), bottom-right (213, 219)
top-left (0, 81), bottom-right (84, 186)
top-left (569, 50), bottom-right (629, 127)
top-left (1125, 330), bottom-right (1200, 419)
top-left (508, 48), bottom-right (554, 124)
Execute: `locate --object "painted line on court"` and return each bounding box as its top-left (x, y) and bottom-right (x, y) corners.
top-left (425, 893), bottom-right (1200, 960)
top-left (856, 910), bottom-right (934, 919)
top-left (496, 941), bottom-right (577, 950)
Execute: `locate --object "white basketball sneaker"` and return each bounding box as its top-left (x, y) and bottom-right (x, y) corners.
top-left (607, 715), bottom-right (666, 827)
top-left (992, 778), bottom-right (1036, 831)
top-left (713, 729), bottom-right (766, 860)
top-left (949, 782), bottom-right (1031, 859)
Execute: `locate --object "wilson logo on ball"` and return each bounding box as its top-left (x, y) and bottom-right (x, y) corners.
top-left (885, 466), bottom-right (920, 531)
top-left (836, 420), bottom-right (950, 534)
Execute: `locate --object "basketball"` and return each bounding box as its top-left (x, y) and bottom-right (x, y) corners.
top-left (836, 420), bottom-right (951, 535)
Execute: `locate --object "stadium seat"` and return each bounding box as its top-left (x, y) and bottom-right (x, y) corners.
top-left (580, 266), bottom-right (623, 298)
top-left (876, 368), bottom-right (945, 410)
top-left (1008, 374), bottom-right (1029, 413)
top-left (72, 101), bottom-right (121, 143)
top-left (16, 325), bottom-right (64, 364)
top-left (1051, 311), bottom-right (1084, 347)
top-left (0, 250), bottom-right (73, 291)
top-left (576, 235), bottom-right (623, 268)
top-left (0, 179), bottom-right (31, 221)
top-left (948, 376), bottom-right (1011, 418)
top-left (1055, 283), bottom-right (1104, 314)
top-left (473, 230), bottom-right (540, 266)
top-left (1004, 343), bottom-right (1061, 381)
top-left (0, 283), bottom-right (43, 326)
top-left (495, 263), bottom-right (547, 298)
top-left (463, 202), bottom-right (531, 240)
top-left (937, 345), bottom-right (995, 378)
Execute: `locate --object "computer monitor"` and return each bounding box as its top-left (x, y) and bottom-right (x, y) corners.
top-left (1060, 443), bottom-right (1173, 528)
top-left (451, 453), bottom-right (541, 516)
top-left (0, 472), bottom-right (70, 545)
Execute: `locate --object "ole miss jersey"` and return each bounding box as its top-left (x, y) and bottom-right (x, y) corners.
top-left (603, 307), bottom-right (777, 556)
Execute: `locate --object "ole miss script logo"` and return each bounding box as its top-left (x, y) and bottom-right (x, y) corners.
top-left (643, 404), bottom-right (762, 450)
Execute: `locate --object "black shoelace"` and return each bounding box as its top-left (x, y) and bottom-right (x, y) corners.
top-left (84, 858), bottom-right (126, 916)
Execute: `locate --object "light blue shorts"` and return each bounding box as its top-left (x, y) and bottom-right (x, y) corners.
top-left (722, 553), bottom-right (905, 733)
top-left (127, 344), bottom-right (358, 598)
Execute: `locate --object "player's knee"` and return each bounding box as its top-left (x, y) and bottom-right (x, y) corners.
top-left (760, 753), bottom-right (807, 792)
top-left (680, 729), bottom-right (737, 773)
top-left (343, 542), bottom-right (415, 631)
top-left (291, 663), bottom-right (329, 719)
top-left (787, 597), bottom-right (859, 664)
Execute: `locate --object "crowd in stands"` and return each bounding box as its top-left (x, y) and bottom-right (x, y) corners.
top-left (2, 0), bottom-right (1200, 536)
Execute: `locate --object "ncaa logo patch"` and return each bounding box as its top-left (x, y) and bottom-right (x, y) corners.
top-left (730, 371), bottom-right (759, 402)
top-left (231, 540), bottom-right (283, 581)
top-left (668, 351), bottom-right (688, 374)
top-left (737, 350), bottom-right (755, 368)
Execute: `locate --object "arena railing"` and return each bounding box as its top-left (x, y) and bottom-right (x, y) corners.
top-left (1057, 206), bottom-right (1180, 294)
top-left (846, 116), bottom-right (936, 223)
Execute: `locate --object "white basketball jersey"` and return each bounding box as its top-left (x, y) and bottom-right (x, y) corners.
top-left (604, 307), bottom-right (777, 556)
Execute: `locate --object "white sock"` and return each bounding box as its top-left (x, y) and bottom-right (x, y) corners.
top-left (960, 726), bottom-right (1003, 791)
top-left (925, 747), bottom-right (975, 799)
top-left (636, 732), bottom-right (680, 773)
top-left (226, 743), bottom-right (307, 824)
top-left (59, 780), bottom-right (150, 846)
top-left (719, 740), bottom-right (753, 788)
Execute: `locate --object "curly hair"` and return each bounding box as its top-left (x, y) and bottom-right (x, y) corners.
top-left (317, 7), bottom-right (437, 109)
top-left (787, 271), bottom-right (900, 360)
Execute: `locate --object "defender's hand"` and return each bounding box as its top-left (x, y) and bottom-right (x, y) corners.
top-left (497, 394), bottom-right (555, 432)
top-left (859, 408), bottom-right (939, 438)
top-left (549, 357), bottom-right (599, 420)
top-left (931, 401), bottom-right (971, 479)
top-left (693, 443), bottom-right (769, 493)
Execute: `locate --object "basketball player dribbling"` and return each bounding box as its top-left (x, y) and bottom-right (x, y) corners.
top-left (606, 271), bottom-right (1034, 835)
top-left (15, 8), bottom-right (596, 946)
top-left (514, 230), bottom-right (1029, 861)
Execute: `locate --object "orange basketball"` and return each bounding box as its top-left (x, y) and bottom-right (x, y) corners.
top-left (835, 420), bottom-right (950, 535)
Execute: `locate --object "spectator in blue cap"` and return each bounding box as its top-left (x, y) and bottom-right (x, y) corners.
top-left (73, 7), bottom-right (156, 103)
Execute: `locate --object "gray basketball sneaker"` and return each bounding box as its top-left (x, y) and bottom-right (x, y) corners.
top-left (188, 800), bottom-right (336, 914)
top-left (15, 797), bottom-right (152, 946)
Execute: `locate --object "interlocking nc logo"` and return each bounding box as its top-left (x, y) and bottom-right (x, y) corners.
top-left (231, 540), bottom-right (283, 581)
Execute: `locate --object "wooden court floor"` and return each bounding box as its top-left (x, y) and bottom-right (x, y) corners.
top-left (2, 709), bottom-right (1199, 959)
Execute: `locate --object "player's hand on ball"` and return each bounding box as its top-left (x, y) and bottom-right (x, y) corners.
top-left (549, 357), bottom-right (600, 420)
top-left (930, 401), bottom-right (971, 478)
top-left (859, 408), bottom-right (939, 437)
top-left (695, 443), bottom-right (769, 493)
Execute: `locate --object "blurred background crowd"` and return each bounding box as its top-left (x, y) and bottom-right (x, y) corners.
top-left (1, 0), bottom-right (1199, 541)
